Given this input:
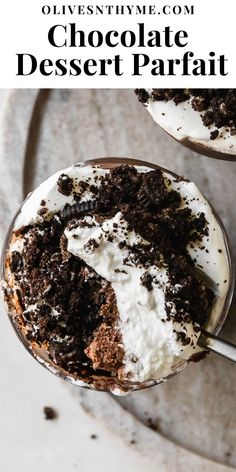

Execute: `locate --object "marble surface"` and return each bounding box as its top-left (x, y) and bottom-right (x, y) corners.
top-left (0, 89), bottom-right (236, 471)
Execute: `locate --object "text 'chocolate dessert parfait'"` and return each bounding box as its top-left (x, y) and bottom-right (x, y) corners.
top-left (135, 89), bottom-right (236, 160)
top-left (1, 159), bottom-right (230, 394)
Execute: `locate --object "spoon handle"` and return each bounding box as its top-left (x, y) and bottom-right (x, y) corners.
top-left (199, 330), bottom-right (236, 363)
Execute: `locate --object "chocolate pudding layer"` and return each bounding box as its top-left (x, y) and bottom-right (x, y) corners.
top-left (2, 163), bottom-right (230, 394)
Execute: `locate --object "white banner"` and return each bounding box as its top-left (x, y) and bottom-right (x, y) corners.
top-left (0, 0), bottom-right (235, 87)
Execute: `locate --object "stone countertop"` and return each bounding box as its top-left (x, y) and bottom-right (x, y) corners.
top-left (0, 89), bottom-right (235, 472)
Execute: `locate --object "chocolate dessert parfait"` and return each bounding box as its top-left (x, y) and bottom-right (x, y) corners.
top-left (1, 158), bottom-right (231, 395)
top-left (135, 89), bottom-right (236, 160)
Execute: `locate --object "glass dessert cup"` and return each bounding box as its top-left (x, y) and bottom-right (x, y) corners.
top-left (1, 157), bottom-right (235, 393)
top-left (135, 90), bottom-right (236, 161)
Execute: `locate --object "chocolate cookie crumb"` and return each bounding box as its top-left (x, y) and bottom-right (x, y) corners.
top-left (60, 200), bottom-right (98, 220)
top-left (43, 406), bottom-right (58, 420)
top-left (146, 418), bottom-right (160, 432)
top-left (57, 174), bottom-right (73, 196)
top-left (10, 251), bottom-right (23, 273)
top-left (210, 129), bottom-right (219, 141)
top-left (140, 272), bottom-right (153, 291)
top-left (130, 439), bottom-right (137, 445)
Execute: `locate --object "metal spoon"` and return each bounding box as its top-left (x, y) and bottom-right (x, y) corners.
top-left (199, 330), bottom-right (236, 363)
